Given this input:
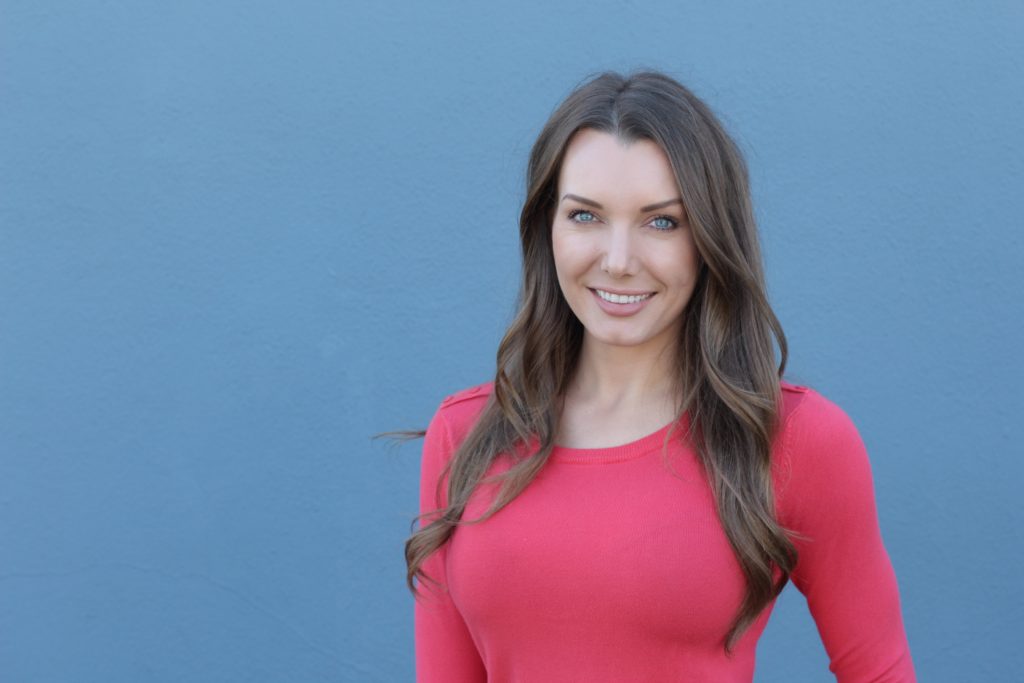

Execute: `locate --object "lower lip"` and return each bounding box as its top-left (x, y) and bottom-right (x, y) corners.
top-left (589, 289), bottom-right (655, 317)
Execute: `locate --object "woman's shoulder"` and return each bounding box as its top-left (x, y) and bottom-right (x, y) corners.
top-left (438, 380), bottom-right (494, 408)
top-left (437, 380), bottom-right (493, 415)
top-left (774, 379), bottom-right (874, 507)
top-left (778, 379), bottom-right (860, 440)
top-left (419, 381), bottom-right (495, 506)
top-left (431, 380), bottom-right (494, 443)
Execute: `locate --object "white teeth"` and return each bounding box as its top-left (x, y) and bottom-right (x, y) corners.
top-left (595, 289), bottom-right (653, 304)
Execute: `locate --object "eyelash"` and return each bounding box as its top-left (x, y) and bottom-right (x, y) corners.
top-left (566, 209), bottom-right (679, 231)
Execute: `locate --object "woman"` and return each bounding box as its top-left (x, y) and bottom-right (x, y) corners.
top-left (405, 70), bottom-right (916, 681)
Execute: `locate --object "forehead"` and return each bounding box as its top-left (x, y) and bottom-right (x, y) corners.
top-left (557, 129), bottom-right (680, 202)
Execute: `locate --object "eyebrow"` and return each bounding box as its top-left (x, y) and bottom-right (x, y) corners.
top-left (561, 193), bottom-right (683, 213)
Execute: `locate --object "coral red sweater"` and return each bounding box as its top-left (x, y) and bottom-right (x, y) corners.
top-left (414, 381), bottom-right (915, 682)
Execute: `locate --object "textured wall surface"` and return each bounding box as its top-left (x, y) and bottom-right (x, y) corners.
top-left (1, 1), bottom-right (1021, 681)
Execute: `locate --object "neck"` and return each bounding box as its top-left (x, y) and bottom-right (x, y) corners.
top-left (567, 333), bottom-right (681, 416)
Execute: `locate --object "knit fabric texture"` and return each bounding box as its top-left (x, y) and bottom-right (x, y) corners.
top-left (414, 381), bottom-right (916, 682)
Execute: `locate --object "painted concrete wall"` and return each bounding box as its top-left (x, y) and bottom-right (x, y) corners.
top-left (2, 1), bottom-right (1021, 680)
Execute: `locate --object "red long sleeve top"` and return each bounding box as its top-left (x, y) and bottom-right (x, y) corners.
top-left (414, 380), bottom-right (916, 682)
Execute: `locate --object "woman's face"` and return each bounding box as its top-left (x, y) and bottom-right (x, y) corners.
top-left (551, 128), bottom-right (700, 356)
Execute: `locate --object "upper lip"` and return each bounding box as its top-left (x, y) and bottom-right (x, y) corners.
top-left (589, 287), bottom-right (655, 296)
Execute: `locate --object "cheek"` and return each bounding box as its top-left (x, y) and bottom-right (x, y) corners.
top-left (654, 241), bottom-right (700, 292)
top-left (550, 230), bottom-right (566, 272)
top-left (674, 238), bottom-right (700, 282)
top-left (551, 230), bottom-right (585, 279)
top-left (550, 231), bottom-right (576, 299)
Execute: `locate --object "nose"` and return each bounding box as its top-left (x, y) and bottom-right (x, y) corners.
top-left (600, 224), bottom-right (638, 277)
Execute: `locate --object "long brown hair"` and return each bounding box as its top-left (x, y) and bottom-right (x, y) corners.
top-left (405, 69), bottom-right (796, 653)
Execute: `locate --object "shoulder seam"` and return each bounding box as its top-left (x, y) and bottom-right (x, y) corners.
top-left (781, 388), bottom-right (811, 454)
top-left (439, 381), bottom-right (493, 409)
top-left (781, 379), bottom-right (809, 393)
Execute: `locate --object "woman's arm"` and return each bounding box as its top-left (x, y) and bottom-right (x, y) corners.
top-left (414, 405), bottom-right (487, 683)
top-left (777, 389), bottom-right (916, 682)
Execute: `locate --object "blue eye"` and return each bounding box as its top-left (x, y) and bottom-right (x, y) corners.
top-left (650, 215), bottom-right (679, 231)
top-left (568, 209), bottom-right (596, 223)
top-left (566, 209), bottom-right (679, 230)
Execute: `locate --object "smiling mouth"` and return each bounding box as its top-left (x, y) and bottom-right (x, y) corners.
top-left (591, 288), bottom-right (655, 304)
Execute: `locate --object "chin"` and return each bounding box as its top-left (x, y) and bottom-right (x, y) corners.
top-left (588, 330), bottom-right (651, 348)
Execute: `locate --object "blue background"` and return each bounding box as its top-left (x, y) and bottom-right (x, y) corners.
top-left (2, 1), bottom-right (1021, 681)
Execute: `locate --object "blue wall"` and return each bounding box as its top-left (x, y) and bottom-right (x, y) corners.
top-left (2, 1), bottom-right (1021, 680)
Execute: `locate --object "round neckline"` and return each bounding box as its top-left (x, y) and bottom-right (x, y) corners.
top-left (551, 414), bottom-right (689, 464)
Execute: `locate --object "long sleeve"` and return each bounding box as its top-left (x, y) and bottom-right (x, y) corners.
top-left (414, 404), bottom-right (487, 683)
top-left (777, 391), bottom-right (916, 682)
